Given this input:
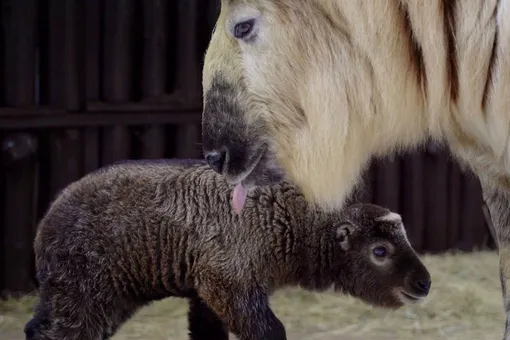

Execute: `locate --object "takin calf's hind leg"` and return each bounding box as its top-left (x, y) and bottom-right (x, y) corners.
top-left (24, 287), bottom-right (137, 340)
top-left (482, 184), bottom-right (510, 340)
top-left (188, 297), bottom-right (229, 340)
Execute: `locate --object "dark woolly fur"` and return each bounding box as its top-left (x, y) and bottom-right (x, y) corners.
top-left (25, 159), bottom-right (430, 340)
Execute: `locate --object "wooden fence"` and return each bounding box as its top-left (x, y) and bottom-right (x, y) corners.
top-left (0, 0), bottom-right (493, 295)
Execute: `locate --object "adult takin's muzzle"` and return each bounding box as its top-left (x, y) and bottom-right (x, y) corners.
top-left (202, 77), bottom-right (251, 177)
top-left (202, 76), bottom-right (283, 187)
top-left (202, 77), bottom-right (286, 214)
top-left (204, 148), bottom-right (227, 174)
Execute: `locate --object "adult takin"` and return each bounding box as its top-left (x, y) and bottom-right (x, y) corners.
top-left (200, 0), bottom-right (510, 337)
top-left (24, 159), bottom-right (430, 340)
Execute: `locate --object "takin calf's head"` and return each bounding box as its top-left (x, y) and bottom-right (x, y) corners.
top-left (331, 203), bottom-right (431, 309)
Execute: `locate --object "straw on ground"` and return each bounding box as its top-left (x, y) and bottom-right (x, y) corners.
top-left (0, 250), bottom-right (503, 340)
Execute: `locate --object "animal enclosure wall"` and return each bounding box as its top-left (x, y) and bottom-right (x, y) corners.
top-left (0, 0), bottom-right (492, 295)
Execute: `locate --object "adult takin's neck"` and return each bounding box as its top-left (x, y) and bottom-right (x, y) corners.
top-left (270, 0), bottom-right (439, 210)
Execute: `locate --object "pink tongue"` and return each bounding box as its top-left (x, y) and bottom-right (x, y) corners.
top-left (232, 183), bottom-right (247, 214)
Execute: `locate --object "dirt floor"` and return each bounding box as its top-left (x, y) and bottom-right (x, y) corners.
top-left (0, 250), bottom-right (505, 340)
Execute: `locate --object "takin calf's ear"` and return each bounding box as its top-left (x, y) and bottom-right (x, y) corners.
top-left (335, 223), bottom-right (354, 251)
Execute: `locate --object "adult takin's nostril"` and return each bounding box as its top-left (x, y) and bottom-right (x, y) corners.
top-left (205, 149), bottom-right (227, 174)
top-left (412, 279), bottom-right (431, 295)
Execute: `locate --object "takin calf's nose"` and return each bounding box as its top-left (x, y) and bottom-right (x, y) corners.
top-left (205, 148), bottom-right (227, 174)
top-left (412, 279), bottom-right (431, 295)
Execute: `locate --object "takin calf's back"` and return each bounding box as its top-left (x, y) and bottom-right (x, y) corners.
top-left (25, 159), bottom-right (431, 340)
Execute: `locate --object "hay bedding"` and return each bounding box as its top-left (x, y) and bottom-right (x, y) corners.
top-left (0, 251), bottom-right (503, 339)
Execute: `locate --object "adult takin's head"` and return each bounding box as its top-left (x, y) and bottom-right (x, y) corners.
top-left (202, 1), bottom-right (428, 212)
top-left (331, 203), bottom-right (431, 309)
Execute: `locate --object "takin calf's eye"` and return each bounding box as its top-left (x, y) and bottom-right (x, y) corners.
top-left (233, 19), bottom-right (255, 40)
top-left (372, 246), bottom-right (388, 258)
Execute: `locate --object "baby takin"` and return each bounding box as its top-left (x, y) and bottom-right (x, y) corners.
top-left (25, 159), bottom-right (431, 340)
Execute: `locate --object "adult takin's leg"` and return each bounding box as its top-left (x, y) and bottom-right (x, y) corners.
top-left (188, 297), bottom-right (229, 340)
top-left (198, 280), bottom-right (286, 340)
top-left (482, 183), bottom-right (510, 340)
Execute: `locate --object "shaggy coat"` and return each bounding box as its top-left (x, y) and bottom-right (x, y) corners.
top-left (24, 159), bottom-right (430, 340)
top-left (200, 1), bottom-right (510, 338)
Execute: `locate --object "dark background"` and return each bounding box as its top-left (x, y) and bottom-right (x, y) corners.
top-left (0, 0), bottom-right (493, 296)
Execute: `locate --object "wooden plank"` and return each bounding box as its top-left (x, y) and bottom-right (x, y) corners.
top-left (447, 160), bottom-right (462, 250)
top-left (85, 0), bottom-right (101, 102)
top-left (353, 164), bottom-right (374, 204)
top-left (47, 0), bottom-right (85, 197)
top-left (139, 0), bottom-right (168, 159)
top-left (0, 1), bottom-right (4, 105)
top-left (195, 0), bottom-right (220, 67)
top-left (174, 124), bottom-right (201, 158)
top-left (423, 143), bottom-right (449, 253)
top-left (0, 111), bottom-right (202, 129)
top-left (175, 0), bottom-right (200, 102)
top-left (2, 136), bottom-right (39, 294)
top-left (138, 125), bottom-right (166, 159)
top-left (206, 0), bottom-right (221, 32)
top-left (373, 155), bottom-right (401, 213)
top-left (1, 0), bottom-right (39, 294)
top-left (142, 0), bottom-right (168, 100)
top-left (101, 0), bottom-right (137, 164)
top-left (459, 173), bottom-right (485, 250)
top-left (1, 0), bottom-right (37, 105)
top-left (48, 0), bottom-right (85, 110)
top-left (0, 131), bottom-right (3, 293)
top-left (401, 153), bottom-right (425, 252)
top-left (83, 0), bottom-right (101, 173)
top-left (0, 101), bottom-right (200, 116)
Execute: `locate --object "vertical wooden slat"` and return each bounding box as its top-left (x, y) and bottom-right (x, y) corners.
top-left (206, 0), bottom-right (221, 32)
top-left (47, 0), bottom-right (84, 198)
top-left (173, 0), bottom-right (201, 159)
top-left (101, 0), bottom-right (135, 164)
top-left (48, 0), bottom-right (84, 110)
top-left (0, 0), bottom-right (4, 105)
top-left (423, 144), bottom-right (449, 253)
top-left (195, 0), bottom-right (220, 65)
top-left (142, 0), bottom-right (167, 100)
top-left (1, 0), bottom-right (38, 294)
top-left (373, 156), bottom-right (401, 213)
top-left (459, 173), bottom-right (486, 250)
top-left (2, 0), bottom-right (36, 105)
top-left (174, 124), bottom-right (201, 158)
top-left (401, 154), bottom-right (425, 252)
top-left (139, 0), bottom-right (168, 159)
top-left (354, 165), bottom-right (375, 204)
top-left (447, 160), bottom-right (462, 249)
top-left (0, 131), bottom-right (3, 291)
top-left (176, 0), bottom-right (200, 102)
top-left (83, 0), bottom-right (101, 174)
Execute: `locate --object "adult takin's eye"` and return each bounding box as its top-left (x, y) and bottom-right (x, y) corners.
top-left (372, 246), bottom-right (388, 258)
top-left (233, 19), bottom-right (256, 40)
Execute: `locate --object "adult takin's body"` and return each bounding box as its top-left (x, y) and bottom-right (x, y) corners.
top-left (25, 159), bottom-right (430, 340)
top-left (200, 1), bottom-right (510, 337)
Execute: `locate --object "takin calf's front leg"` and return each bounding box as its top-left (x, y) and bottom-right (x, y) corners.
top-left (198, 278), bottom-right (286, 340)
top-left (483, 184), bottom-right (510, 340)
